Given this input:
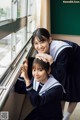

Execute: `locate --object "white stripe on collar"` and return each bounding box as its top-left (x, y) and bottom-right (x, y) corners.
top-left (50, 40), bottom-right (72, 61)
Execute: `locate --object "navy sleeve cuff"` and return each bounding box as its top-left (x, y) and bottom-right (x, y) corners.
top-left (17, 76), bottom-right (25, 82)
top-left (26, 83), bottom-right (33, 91)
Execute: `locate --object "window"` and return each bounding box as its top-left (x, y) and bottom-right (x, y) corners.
top-left (0, 34), bottom-right (11, 78)
top-left (16, 27), bottom-right (27, 54)
top-left (0, 0), bottom-right (12, 21)
top-left (0, 0), bottom-right (41, 110)
top-left (17, 0), bottom-right (27, 18)
top-left (27, 0), bottom-right (36, 40)
top-left (0, 0), bottom-right (37, 80)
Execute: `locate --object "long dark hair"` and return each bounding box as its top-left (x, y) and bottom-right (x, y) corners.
top-left (30, 28), bottom-right (51, 45)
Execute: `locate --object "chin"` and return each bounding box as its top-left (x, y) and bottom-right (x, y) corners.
top-left (39, 51), bottom-right (45, 53)
top-left (36, 79), bottom-right (40, 82)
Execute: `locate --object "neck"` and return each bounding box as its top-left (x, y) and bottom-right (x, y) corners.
top-left (40, 76), bottom-right (49, 84)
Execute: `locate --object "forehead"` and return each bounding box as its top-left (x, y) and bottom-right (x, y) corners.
top-left (32, 63), bottom-right (42, 69)
top-left (34, 36), bottom-right (48, 43)
top-left (34, 37), bottom-right (41, 42)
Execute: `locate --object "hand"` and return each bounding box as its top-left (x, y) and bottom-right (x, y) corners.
top-left (20, 58), bottom-right (31, 86)
top-left (35, 53), bottom-right (53, 65)
top-left (23, 58), bottom-right (28, 65)
top-left (20, 62), bottom-right (28, 79)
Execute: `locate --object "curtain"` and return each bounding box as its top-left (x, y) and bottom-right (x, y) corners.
top-left (35, 0), bottom-right (50, 31)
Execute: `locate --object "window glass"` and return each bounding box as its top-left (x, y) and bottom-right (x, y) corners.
top-left (0, 0), bottom-right (37, 80)
top-left (0, 35), bottom-right (11, 78)
top-left (17, 0), bottom-right (27, 18)
top-left (16, 27), bottom-right (27, 54)
top-left (0, 27), bottom-right (27, 78)
top-left (27, 0), bottom-right (36, 40)
top-left (28, 0), bottom-right (36, 16)
top-left (0, 0), bottom-right (11, 21)
top-left (27, 20), bottom-right (36, 40)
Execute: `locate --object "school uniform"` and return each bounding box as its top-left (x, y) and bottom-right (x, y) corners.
top-left (50, 40), bottom-right (80, 102)
top-left (15, 75), bottom-right (63, 120)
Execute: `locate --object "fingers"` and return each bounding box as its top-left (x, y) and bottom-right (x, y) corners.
top-left (36, 53), bottom-right (49, 63)
top-left (22, 58), bottom-right (28, 68)
top-left (20, 58), bottom-right (28, 77)
top-left (20, 65), bottom-right (24, 74)
top-left (23, 58), bottom-right (28, 64)
top-left (35, 53), bottom-right (54, 64)
top-left (20, 61), bottom-right (28, 73)
top-left (36, 55), bottom-right (48, 63)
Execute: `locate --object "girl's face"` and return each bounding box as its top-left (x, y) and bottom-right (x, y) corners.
top-left (32, 63), bottom-right (48, 83)
top-left (33, 37), bottom-right (51, 53)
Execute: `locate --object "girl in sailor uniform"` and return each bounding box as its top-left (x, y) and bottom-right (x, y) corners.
top-left (18, 58), bottom-right (63, 120)
top-left (30, 28), bottom-right (80, 120)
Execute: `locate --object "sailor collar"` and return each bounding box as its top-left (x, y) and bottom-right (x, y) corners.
top-left (33, 75), bottom-right (62, 96)
top-left (50, 40), bottom-right (72, 61)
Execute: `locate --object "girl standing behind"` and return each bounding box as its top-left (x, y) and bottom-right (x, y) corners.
top-left (30, 28), bottom-right (80, 120)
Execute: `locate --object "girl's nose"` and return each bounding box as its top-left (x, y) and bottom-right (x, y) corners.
top-left (38, 43), bottom-right (42, 48)
top-left (35, 70), bottom-right (39, 75)
top-left (35, 71), bottom-right (38, 75)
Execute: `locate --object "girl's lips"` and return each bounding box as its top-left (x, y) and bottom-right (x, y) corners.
top-left (38, 49), bottom-right (45, 52)
top-left (35, 76), bottom-right (40, 79)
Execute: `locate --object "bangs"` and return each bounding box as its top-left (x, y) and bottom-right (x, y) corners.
top-left (32, 63), bottom-right (43, 70)
top-left (32, 58), bottom-right (50, 72)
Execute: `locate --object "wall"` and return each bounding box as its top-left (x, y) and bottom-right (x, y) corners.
top-left (2, 89), bottom-right (33, 120)
top-left (52, 34), bottom-right (80, 45)
top-left (50, 0), bottom-right (80, 35)
top-left (50, 0), bottom-right (80, 45)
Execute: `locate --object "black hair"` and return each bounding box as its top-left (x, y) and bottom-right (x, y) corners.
top-left (30, 28), bottom-right (51, 45)
top-left (32, 58), bottom-right (50, 73)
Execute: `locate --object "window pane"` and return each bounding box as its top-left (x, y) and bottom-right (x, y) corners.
top-left (16, 27), bottom-right (27, 54)
top-left (17, 0), bottom-right (27, 18)
top-left (0, 35), bottom-right (11, 78)
top-left (0, 0), bottom-right (12, 21)
top-left (28, 0), bottom-right (36, 16)
top-left (27, 20), bottom-right (35, 40)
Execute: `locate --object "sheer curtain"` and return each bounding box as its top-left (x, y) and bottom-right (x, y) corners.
top-left (35, 0), bottom-right (50, 31)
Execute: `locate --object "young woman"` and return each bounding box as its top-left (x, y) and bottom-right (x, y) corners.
top-left (29, 28), bottom-right (80, 120)
top-left (15, 58), bottom-right (63, 120)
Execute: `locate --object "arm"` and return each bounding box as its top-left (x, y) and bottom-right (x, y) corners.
top-left (35, 53), bottom-right (53, 65)
top-left (15, 57), bottom-right (33, 94)
top-left (14, 76), bottom-right (27, 94)
top-left (26, 85), bottom-right (63, 107)
top-left (14, 59), bottom-right (29, 94)
top-left (20, 59), bottom-right (31, 87)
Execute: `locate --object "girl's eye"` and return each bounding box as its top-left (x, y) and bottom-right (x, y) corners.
top-left (38, 68), bottom-right (43, 71)
top-left (33, 69), bottom-right (36, 71)
top-left (34, 42), bottom-right (38, 45)
top-left (33, 69), bottom-right (43, 71)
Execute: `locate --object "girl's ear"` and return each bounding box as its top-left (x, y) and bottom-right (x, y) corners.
top-left (48, 67), bottom-right (51, 74)
top-left (49, 37), bottom-right (52, 44)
